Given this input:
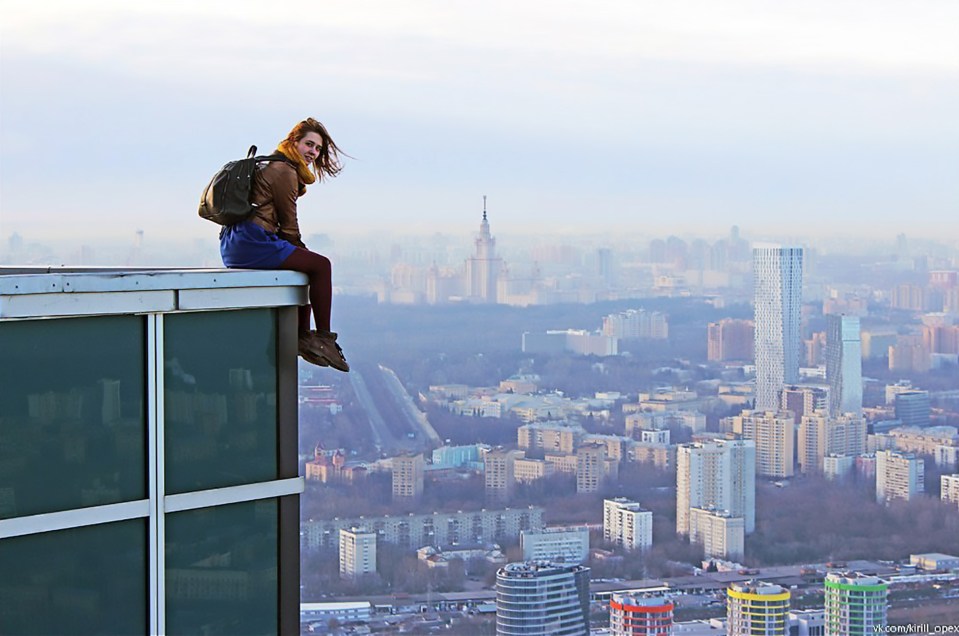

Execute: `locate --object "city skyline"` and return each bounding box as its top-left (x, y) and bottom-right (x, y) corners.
top-left (3, 251), bottom-right (959, 630)
top-left (3, 4), bottom-right (959, 628)
top-left (2, 1), bottom-right (958, 243)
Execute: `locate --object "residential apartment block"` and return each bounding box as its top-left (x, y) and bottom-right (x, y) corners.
top-left (677, 439), bottom-right (756, 535)
top-left (392, 453), bottom-right (425, 500)
top-left (520, 526), bottom-right (590, 564)
top-left (339, 528), bottom-right (377, 580)
top-left (725, 410), bottom-right (795, 478)
top-left (302, 507), bottom-right (545, 550)
top-left (689, 507), bottom-right (745, 561)
top-left (941, 474), bottom-right (959, 510)
top-left (876, 450), bottom-right (924, 504)
top-left (603, 498), bottom-right (653, 552)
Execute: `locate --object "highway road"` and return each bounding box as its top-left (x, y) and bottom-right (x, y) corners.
top-left (378, 364), bottom-right (443, 447)
top-left (348, 367), bottom-right (396, 451)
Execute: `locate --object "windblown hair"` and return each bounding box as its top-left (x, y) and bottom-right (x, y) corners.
top-left (277, 118), bottom-right (346, 186)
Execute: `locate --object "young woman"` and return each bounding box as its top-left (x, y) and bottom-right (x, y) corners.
top-left (220, 118), bottom-right (349, 371)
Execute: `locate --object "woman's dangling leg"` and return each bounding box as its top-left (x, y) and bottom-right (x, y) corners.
top-left (278, 248), bottom-right (333, 333)
top-left (278, 247), bottom-right (347, 371)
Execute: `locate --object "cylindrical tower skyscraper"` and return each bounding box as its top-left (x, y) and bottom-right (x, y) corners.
top-left (496, 561), bottom-right (590, 635)
top-left (824, 572), bottom-right (888, 635)
top-left (727, 581), bottom-right (790, 636)
top-left (609, 593), bottom-right (673, 635)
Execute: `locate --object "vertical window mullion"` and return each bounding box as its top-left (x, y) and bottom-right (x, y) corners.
top-left (150, 313), bottom-right (166, 636)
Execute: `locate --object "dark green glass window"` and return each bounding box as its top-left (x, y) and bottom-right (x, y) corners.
top-left (0, 519), bottom-right (147, 635)
top-left (165, 500), bottom-right (278, 635)
top-left (163, 309), bottom-right (278, 494)
top-left (0, 315), bottom-right (146, 519)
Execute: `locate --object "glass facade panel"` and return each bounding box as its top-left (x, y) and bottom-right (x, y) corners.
top-left (163, 309), bottom-right (278, 493)
top-left (165, 500), bottom-right (278, 635)
top-left (0, 315), bottom-right (146, 518)
top-left (0, 519), bottom-right (147, 635)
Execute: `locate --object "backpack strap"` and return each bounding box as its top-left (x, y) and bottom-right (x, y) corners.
top-left (255, 153), bottom-right (296, 165)
top-left (245, 144), bottom-right (296, 165)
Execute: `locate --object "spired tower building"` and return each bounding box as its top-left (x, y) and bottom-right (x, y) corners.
top-left (753, 245), bottom-right (803, 411)
top-left (465, 196), bottom-right (502, 303)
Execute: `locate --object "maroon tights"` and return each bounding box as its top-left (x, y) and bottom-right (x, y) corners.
top-left (278, 247), bottom-right (332, 334)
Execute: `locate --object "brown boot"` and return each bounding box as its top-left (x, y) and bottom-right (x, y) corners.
top-left (308, 330), bottom-right (349, 372)
top-left (298, 333), bottom-right (330, 368)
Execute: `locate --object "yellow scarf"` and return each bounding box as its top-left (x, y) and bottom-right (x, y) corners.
top-left (276, 141), bottom-right (317, 187)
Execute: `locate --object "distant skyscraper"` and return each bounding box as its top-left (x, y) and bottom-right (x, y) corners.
top-left (597, 247), bottom-right (615, 287)
top-left (824, 572), bottom-right (888, 635)
top-left (677, 439), bottom-right (755, 535)
top-left (753, 245), bottom-right (803, 410)
top-left (495, 561), bottom-right (589, 635)
top-left (826, 314), bottom-right (862, 416)
top-left (465, 196), bottom-right (502, 303)
top-left (609, 593), bottom-right (674, 636)
top-left (727, 582), bottom-right (790, 636)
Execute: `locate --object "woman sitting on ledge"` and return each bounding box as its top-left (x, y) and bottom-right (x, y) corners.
top-left (220, 117), bottom-right (349, 372)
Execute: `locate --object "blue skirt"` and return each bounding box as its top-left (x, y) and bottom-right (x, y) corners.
top-left (220, 220), bottom-right (297, 269)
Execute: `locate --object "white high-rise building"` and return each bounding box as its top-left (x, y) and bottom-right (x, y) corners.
top-left (727, 410), bottom-right (795, 478)
top-left (753, 245), bottom-right (803, 410)
top-left (688, 507), bottom-right (745, 561)
top-left (603, 498), bottom-right (653, 552)
top-left (876, 450), bottom-right (924, 504)
top-left (339, 527), bottom-right (377, 580)
top-left (823, 454), bottom-right (855, 480)
top-left (677, 439), bottom-right (756, 535)
top-left (826, 314), bottom-right (863, 416)
top-left (798, 412), bottom-right (867, 475)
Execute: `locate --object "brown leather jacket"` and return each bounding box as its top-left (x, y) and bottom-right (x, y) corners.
top-left (249, 161), bottom-right (306, 248)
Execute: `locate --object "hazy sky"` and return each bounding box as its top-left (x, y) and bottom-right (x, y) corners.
top-left (1, 0), bottom-right (957, 244)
